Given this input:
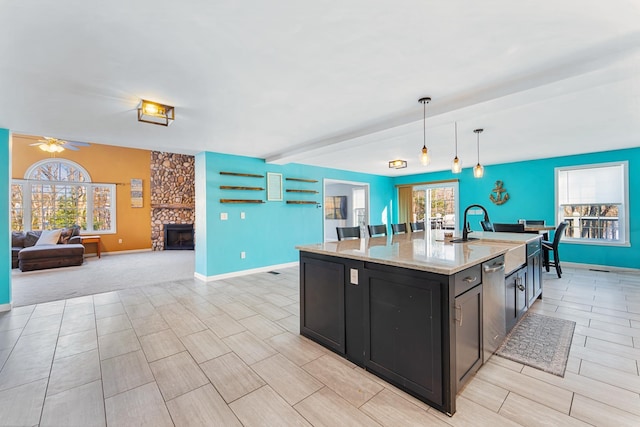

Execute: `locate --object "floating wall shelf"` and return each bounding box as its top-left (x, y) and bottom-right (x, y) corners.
top-left (285, 177), bottom-right (318, 183)
top-left (286, 200), bottom-right (319, 205)
top-left (220, 186), bottom-right (264, 191)
top-left (220, 171), bottom-right (264, 178)
top-left (220, 199), bottom-right (264, 204)
top-left (286, 189), bottom-right (318, 194)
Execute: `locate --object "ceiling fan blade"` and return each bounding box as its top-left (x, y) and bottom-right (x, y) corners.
top-left (29, 142), bottom-right (44, 146)
top-left (64, 145), bottom-right (80, 151)
top-left (66, 141), bottom-right (90, 147)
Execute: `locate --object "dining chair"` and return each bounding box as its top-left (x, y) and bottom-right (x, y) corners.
top-left (542, 221), bottom-right (569, 278)
top-left (367, 224), bottom-right (387, 237)
top-left (493, 223), bottom-right (525, 232)
top-left (410, 222), bottom-right (425, 232)
top-left (524, 220), bottom-right (545, 225)
top-left (391, 223), bottom-right (407, 235)
top-left (480, 220), bottom-right (495, 231)
top-left (336, 226), bottom-right (361, 241)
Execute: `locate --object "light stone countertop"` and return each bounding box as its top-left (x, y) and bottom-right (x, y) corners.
top-left (296, 230), bottom-right (541, 276)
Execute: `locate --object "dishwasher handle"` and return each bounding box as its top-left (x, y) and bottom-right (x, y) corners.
top-left (483, 262), bottom-right (505, 274)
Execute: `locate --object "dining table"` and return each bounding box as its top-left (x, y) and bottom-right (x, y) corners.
top-left (523, 224), bottom-right (556, 268)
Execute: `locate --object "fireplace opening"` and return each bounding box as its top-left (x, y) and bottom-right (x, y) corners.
top-left (164, 224), bottom-right (194, 250)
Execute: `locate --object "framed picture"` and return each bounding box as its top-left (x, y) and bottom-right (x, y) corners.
top-left (267, 172), bottom-right (283, 201)
top-left (130, 178), bottom-right (143, 208)
top-left (325, 195), bottom-right (347, 219)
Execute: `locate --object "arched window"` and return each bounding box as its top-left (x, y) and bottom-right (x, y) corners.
top-left (26, 158), bottom-right (91, 182)
top-left (11, 159), bottom-right (116, 233)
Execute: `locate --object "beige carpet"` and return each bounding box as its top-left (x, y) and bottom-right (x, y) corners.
top-left (11, 250), bottom-right (195, 307)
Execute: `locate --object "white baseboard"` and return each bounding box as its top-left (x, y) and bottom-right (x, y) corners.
top-left (562, 261), bottom-right (640, 273)
top-left (0, 303), bottom-right (12, 313)
top-left (194, 262), bottom-right (299, 282)
top-left (99, 248), bottom-right (153, 256)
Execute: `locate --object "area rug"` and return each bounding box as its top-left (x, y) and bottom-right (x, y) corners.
top-left (496, 312), bottom-right (575, 377)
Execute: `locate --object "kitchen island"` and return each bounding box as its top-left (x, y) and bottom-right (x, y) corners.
top-left (297, 230), bottom-right (542, 416)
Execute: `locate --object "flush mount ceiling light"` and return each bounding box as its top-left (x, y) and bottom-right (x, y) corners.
top-left (137, 99), bottom-right (175, 126)
top-left (473, 128), bottom-right (485, 178)
top-left (388, 159), bottom-right (408, 169)
top-left (418, 97), bottom-right (431, 166)
top-left (451, 122), bottom-right (462, 174)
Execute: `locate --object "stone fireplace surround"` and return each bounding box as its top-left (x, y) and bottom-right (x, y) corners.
top-left (150, 151), bottom-right (195, 251)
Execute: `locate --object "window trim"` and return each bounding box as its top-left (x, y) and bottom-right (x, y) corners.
top-left (554, 161), bottom-right (629, 247)
top-left (12, 159), bottom-right (117, 234)
top-left (26, 158), bottom-right (91, 182)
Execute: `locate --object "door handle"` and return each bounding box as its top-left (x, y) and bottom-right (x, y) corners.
top-left (483, 262), bottom-right (505, 273)
top-left (455, 304), bottom-right (463, 326)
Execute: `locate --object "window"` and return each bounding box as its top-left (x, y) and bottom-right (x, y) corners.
top-left (555, 161), bottom-right (628, 245)
top-left (11, 159), bottom-right (117, 234)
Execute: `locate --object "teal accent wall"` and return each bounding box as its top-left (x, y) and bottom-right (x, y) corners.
top-left (393, 147), bottom-right (640, 269)
top-left (195, 152), bottom-right (394, 277)
top-left (0, 129), bottom-right (11, 305)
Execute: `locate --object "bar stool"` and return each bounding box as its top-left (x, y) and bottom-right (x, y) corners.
top-left (336, 226), bottom-right (361, 241)
top-left (480, 221), bottom-right (495, 231)
top-left (542, 221), bottom-right (569, 278)
top-left (391, 223), bottom-right (407, 234)
top-left (367, 224), bottom-right (387, 237)
top-left (410, 222), bottom-right (425, 232)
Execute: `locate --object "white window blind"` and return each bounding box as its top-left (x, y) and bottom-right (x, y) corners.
top-left (558, 164), bottom-right (624, 205)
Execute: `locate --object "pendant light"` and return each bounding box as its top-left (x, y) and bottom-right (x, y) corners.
top-left (473, 128), bottom-right (484, 178)
top-left (418, 97), bottom-right (431, 166)
top-left (451, 122), bottom-right (462, 174)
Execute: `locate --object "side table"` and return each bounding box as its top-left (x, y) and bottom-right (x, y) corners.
top-left (80, 235), bottom-right (101, 258)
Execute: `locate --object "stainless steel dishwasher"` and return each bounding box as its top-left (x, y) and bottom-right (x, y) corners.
top-left (482, 255), bottom-right (506, 363)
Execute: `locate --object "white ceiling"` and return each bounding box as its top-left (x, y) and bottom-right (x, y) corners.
top-left (1, 1), bottom-right (639, 176)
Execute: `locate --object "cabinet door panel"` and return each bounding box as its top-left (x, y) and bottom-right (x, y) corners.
top-left (300, 256), bottom-right (345, 353)
top-left (365, 271), bottom-right (442, 405)
top-left (455, 285), bottom-right (482, 390)
top-left (527, 248), bottom-right (542, 307)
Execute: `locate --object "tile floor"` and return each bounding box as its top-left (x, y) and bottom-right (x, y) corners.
top-left (0, 266), bottom-right (639, 426)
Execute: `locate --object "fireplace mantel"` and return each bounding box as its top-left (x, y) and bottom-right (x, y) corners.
top-left (151, 204), bottom-right (194, 209)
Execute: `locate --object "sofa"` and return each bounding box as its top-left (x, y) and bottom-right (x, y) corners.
top-left (12, 227), bottom-right (85, 272)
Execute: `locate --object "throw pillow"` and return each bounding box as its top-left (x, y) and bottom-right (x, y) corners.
top-left (11, 231), bottom-right (25, 247)
top-left (35, 229), bottom-right (63, 246)
top-left (24, 231), bottom-right (40, 247)
top-left (58, 228), bottom-right (73, 244)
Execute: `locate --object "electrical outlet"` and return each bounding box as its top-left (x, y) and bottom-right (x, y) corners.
top-left (220, 212), bottom-right (228, 220)
top-left (118, 238), bottom-right (123, 244)
top-left (241, 212), bottom-right (245, 219)
top-left (241, 251), bottom-right (246, 259)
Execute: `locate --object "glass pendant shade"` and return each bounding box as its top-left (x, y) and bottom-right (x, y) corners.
top-left (420, 146), bottom-right (430, 165)
top-left (473, 163), bottom-right (484, 178)
top-left (452, 157), bottom-right (462, 173)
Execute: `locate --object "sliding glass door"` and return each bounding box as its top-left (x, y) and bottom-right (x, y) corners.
top-left (411, 181), bottom-right (459, 231)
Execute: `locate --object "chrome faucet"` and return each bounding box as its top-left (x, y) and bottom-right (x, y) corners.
top-left (457, 204), bottom-right (490, 242)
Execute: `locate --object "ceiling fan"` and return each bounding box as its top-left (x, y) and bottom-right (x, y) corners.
top-left (30, 137), bottom-right (90, 153)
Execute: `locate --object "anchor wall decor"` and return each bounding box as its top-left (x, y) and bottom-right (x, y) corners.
top-left (489, 180), bottom-right (510, 205)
